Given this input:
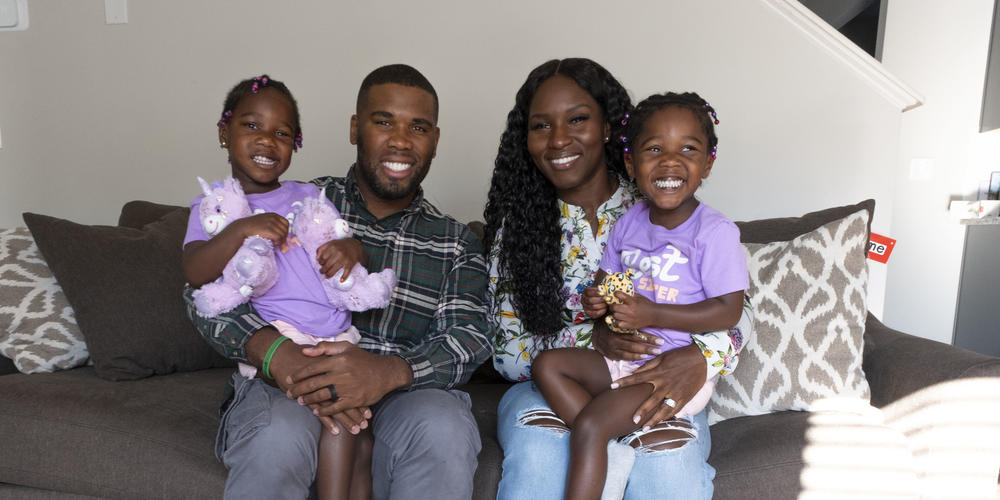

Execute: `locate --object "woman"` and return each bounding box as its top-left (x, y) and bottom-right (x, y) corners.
top-left (484, 58), bottom-right (753, 499)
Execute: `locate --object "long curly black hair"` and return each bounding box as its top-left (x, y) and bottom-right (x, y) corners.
top-left (484, 58), bottom-right (633, 343)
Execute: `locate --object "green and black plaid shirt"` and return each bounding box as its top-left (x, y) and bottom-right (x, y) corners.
top-left (185, 166), bottom-right (493, 390)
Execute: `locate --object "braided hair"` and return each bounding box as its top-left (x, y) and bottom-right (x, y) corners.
top-left (624, 91), bottom-right (718, 159)
top-left (218, 74), bottom-right (303, 150)
top-left (484, 58), bottom-right (632, 343)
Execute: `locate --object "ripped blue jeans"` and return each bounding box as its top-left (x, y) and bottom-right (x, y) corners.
top-left (497, 381), bottom-right (714, 500)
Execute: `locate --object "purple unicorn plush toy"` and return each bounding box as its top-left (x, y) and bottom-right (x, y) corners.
top-left (191, 176), bottom-right (279, 317)
top-left (291, 186), bottom-right (397, 311)
top-left (192, 177), bottom-right (396, 318)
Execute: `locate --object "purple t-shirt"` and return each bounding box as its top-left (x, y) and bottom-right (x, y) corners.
top-left (601, 200), bottom-right (748, 356)
top-left (184, 181), bottom-right (351, 337)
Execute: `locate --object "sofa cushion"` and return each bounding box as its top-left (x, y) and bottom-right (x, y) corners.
top-left (462, 382), bottom-right (509, 497)
top-left (709, 411), bottom-right (809, 498)
top-left (0, 367), bottom-right (230, 499)
top-left (708, 201), bottom-right (874, 424)
top-left (709, 403), bottom-right (916, 500)
top-left (0, 227), bottom-right (89, 374)
top-left (22, 209), bottom-right (231, 381)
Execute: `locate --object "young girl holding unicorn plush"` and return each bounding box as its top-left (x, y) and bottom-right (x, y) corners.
top-left (181, 74), bottom-right (395, 500)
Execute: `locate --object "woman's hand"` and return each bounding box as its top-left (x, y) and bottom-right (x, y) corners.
top-left (591, 321), bottom-right (662, 362)
top-left (316, 237), bottom-right (367, 280)
top-left (610, 343), bottom-right (707, 428)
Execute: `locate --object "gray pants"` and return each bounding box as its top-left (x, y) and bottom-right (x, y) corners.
top-left (216, 372), bottom-right (481, 500)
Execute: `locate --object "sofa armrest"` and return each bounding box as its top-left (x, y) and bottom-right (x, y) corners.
top-left (863, 312), bottom-right (1000, 408)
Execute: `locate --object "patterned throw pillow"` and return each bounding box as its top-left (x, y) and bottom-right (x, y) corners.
top-left (0, 227), bottom-right (88, 373)
top-left (708, 208), bottom-right (871, 424)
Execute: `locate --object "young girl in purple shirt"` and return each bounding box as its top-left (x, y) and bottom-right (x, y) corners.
top-left (181, 75), bottom-right (371, 500)
top-left (532, 92), bottom-right (749, 500)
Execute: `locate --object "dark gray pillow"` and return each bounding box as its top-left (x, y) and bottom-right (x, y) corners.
top-left (22, 209), bottom-right (231, 381)
top-left (735, 199), bottom-right (875, 244)
top-left (118, 200), bottom-right (187, 229)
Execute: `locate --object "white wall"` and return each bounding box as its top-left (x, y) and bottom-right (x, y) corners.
top-left (880, 0), bottom-right (998, 344)
top-left (0, 1), bottom-right (908, 316)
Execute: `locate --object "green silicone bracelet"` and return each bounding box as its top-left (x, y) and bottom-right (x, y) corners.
top-left (261, 336), bottom-right (290, 380)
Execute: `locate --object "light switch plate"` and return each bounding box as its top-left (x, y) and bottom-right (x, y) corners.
top-left (105, 0), bottom-right (127, 24)
top-left (0, 0), bottom-right (28, 31)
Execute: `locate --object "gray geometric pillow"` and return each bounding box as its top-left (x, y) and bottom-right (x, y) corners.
top-left (708, 209), bottom-right (871, 424)
top-left (0, 227), bottom-right (88, 373)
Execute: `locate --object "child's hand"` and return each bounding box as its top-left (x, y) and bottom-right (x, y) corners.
top-left (591, 321), bottom-right (662, 361)
top-left (316, 237), bottom-right (367, 280)
top-left (608, 292), bottom-right (657, 331)
top-left (229, 213), bottom-right (289, 246)
top-left (582, 286), bottom-right (608, 318)
top-left (316, 407), bottom-right (372, 436)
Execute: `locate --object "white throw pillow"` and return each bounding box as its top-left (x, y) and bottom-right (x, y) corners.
top-left (708, 209), bottom-right (871, 424)
top-left (0, 227), bottom-right (88, 373)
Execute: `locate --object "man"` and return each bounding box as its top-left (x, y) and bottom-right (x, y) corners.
top-left (186, 64), bottom-right (492, 500)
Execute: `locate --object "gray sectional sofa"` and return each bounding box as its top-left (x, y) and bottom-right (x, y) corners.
top-left (0, 199), bottom-right (997, 499)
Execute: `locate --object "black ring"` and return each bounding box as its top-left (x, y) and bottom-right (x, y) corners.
top-left (326, 384), bottom-right (338, 401)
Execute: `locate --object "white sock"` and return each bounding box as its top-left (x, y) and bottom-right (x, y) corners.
top-left (601, 440), bottom-right (635, 500)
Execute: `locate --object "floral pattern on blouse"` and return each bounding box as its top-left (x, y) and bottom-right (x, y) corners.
top-left (489, 179), bottom-right (752, 382)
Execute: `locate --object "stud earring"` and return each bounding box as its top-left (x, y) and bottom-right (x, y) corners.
top-left (220, 142), bottom-right (227, 148)
top-left (603, 136), bottom-right (609, 143)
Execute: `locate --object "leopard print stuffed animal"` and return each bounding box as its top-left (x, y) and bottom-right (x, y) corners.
top-left (597, 269), bottom-right (638, 335)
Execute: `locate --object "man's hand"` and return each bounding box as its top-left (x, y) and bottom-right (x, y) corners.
top-left (245, 327), bottom-right (305, 392)
top-left (245, 329), bottom-right (374, 434)
top-left (284, 342), bottom-right (413, 416)
top-left (316, 237), bottom-right (367, 280)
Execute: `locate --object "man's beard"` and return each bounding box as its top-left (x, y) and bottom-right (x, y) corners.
top-left (355, 137), bottom-right (430, 201)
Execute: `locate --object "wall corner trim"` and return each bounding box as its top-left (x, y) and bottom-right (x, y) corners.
top-left (762, 0), bottom-right (924, 112)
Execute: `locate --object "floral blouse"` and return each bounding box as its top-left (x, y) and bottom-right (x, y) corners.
top-left (489, 179), bottom-right (752, 382)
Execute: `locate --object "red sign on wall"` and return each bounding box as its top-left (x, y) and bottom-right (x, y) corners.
top-left (868, 233), bottom-right (896, 263)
